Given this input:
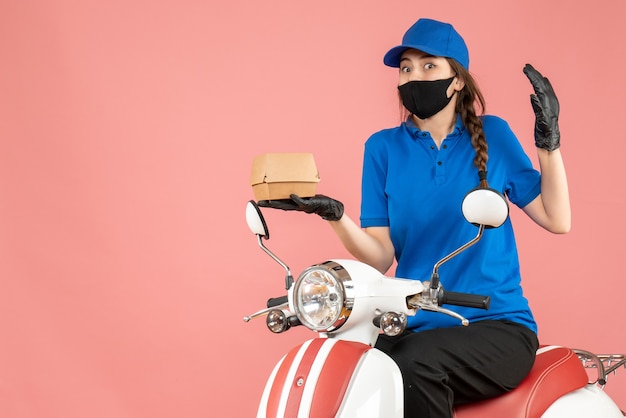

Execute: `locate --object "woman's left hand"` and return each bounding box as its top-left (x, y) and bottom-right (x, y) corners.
top-left (257, 194), bottom-right (344, 221)
top-left (523, 64), bottom-right (560, 151)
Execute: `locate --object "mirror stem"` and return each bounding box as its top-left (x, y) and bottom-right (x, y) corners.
top-left (257, 235), bottom-right (293, 290)
top-left (430, 224), bottom-right (485, 290)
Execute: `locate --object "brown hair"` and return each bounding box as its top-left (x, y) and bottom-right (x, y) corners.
top-left (448, 59), bottom-right (489, 188)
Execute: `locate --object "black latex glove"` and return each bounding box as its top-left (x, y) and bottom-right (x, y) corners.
top-left (523, 64), bottom-right (560, 151)
top-left (257, 194), bottom-right (344, 221)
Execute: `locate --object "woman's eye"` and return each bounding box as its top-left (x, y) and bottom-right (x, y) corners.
top-left (424, 63), bottom-right (435, 70)
top-left (400, 66), bottom-right (411, 73)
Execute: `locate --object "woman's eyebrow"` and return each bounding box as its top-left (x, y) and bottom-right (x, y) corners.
top-left (400, 53), bottom-right (437, 63)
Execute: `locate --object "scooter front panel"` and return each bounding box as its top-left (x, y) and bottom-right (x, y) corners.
top-left (308, 340), bottom-right (375, 417)
top-left (335, 348), bottom-right (404, 418)
top-left (258, 338), bottom-right (372, 418)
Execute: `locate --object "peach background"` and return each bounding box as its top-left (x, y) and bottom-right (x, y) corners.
top-left (1, 1), bottom-right (625, 417)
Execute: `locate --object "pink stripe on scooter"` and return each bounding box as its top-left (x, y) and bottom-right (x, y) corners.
top-left (309, 340), bottom-right (372, 417)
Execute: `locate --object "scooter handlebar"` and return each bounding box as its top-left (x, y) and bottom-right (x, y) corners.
top-left (438, 290), bottom-right (490, 310)
top-left (267, 295), bottom-right (288, 308)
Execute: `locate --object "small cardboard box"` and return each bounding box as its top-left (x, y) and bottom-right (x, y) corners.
top-left (250, 153), bottom-right (320, 201)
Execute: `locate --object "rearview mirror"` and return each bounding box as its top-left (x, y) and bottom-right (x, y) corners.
top-left (461, 188), bottom-right (509, 228)
top-left (246, 200), bottom-right (270, 239)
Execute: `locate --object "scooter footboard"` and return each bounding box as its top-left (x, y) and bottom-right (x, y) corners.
top-left (257, 338), bottom-right (403, 418)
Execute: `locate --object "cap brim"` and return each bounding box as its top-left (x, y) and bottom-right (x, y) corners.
top-left (383, 44), bottom-right (450, 68)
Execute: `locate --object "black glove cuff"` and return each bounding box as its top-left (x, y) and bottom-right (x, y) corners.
top-left (319, 200), bottom-right (344, 221)
top-left (535, 130), bottom-right (561, 152)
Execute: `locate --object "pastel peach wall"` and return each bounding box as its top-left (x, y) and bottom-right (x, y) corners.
top-left (1, 1), bottom-right (625, 417)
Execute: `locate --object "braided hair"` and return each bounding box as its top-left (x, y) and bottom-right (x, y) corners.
top-left (448, 59), bottom-right (489, 189)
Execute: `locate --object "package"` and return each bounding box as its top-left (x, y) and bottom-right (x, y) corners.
top-left (250, 153), bottom-right (320, 201)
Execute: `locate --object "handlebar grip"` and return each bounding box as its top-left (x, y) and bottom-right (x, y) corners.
top-left (439, 291), bottom-right (490, 310)
top-left (267, 295), bottom-right (288, 308)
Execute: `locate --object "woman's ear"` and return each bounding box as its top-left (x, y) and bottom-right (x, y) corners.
top-left (454, 76), bottom-right (465, 91)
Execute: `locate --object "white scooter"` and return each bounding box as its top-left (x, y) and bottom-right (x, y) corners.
top-left (243, 188), bottom-right (625, 417)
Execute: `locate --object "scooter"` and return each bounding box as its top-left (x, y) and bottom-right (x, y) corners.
top-left (243, 188), bottom-right (625, 417)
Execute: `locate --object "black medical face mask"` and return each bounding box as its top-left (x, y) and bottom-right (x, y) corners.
top-left (398, 76), bottom-right (456, 119)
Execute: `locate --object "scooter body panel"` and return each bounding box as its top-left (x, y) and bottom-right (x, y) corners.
top-left (257, 338), bottom-right (404, 418)
top-left (259, 340), bottom-right (624, 418)
top-left (542, 385), bottom-right (624, 417)
top-left (336, 348), bottom-right (403, 418)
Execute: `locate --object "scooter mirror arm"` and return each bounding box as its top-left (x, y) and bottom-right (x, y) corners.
top-left (430, 224), bottom-right (485, 290)
top-left (256, 234), bottom-right (294, 290)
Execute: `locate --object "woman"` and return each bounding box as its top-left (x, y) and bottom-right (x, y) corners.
top-left (259, 17), bottom-right (570, 417)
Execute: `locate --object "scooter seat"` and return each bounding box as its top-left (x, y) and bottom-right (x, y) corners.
top-left (454, 345), bottom-right (589, 418)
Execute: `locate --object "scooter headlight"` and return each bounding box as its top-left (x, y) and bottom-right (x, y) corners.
top-left (293, 261), bottom-right (353, 332)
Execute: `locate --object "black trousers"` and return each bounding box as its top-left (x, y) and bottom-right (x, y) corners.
top-left (375, 320), bottom-right (539, 418)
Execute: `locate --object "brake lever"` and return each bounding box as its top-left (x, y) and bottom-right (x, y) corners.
top-left (243, 302), bottom-right (289, 322)
top-left (407, 288), bottom-right (470, 326)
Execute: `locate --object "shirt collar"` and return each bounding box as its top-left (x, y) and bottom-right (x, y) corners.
top-left (404, 114), bottom-right (465, 138)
